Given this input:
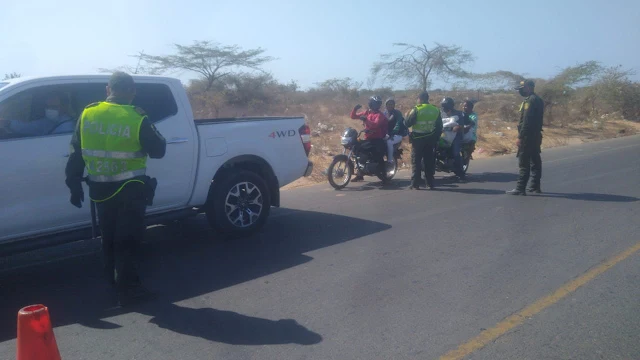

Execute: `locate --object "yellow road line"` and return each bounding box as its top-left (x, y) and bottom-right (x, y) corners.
top-left (439, 240), bottom-right (640, 360)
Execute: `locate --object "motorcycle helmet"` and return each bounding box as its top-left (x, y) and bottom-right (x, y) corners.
top-left (441, 97), bottom-right (455, 111)
top-left (341, 127), bottom-right (358, 147)
top-left (368, 95), bottom-right (382, 111)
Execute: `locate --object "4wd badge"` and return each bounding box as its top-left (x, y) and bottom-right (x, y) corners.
top-left (269, 130), bottom-right (296, 138)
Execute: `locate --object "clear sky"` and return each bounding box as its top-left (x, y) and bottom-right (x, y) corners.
top-left (1, 0), bottom-right (638, 90)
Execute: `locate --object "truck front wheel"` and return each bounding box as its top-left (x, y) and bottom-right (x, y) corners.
top-left (206, 170), bottom-right (271, 238)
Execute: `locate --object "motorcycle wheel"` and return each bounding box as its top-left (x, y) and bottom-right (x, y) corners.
top-left (378, 159), bottom-right (398, 181)
top-left (328, 154), bottom-right (352, 190)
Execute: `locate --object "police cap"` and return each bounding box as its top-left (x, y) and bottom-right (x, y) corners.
top-left (515, 79), bottom-right (535, 90)
top-left (108, 71), bottom-right (135, 93)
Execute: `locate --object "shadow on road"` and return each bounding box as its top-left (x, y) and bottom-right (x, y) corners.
top-left (0, 208), bottom-right (391, 343)
top-left (142, 302), bottom-right (322, 346)
top-left (334, 172), bottom-right (519, 191)
top-left (434, 187), bottom-right (506, 195)
top-left (330, 178), bottom-right (411, 191)
top-left (438, 172), bottom-right (520, 184)
top-left (534, 192), bottom-right (639, 202)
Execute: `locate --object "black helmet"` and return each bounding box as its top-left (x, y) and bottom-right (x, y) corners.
top-left (441, 97), bottom-right (455, 111)
top-left (368, 95), bottom-right (382, 110)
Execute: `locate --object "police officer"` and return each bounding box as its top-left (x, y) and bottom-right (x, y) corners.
top-left (404, 91), bottom-right (443, 190)
top-left (65, 71), bottom-right (167, 305)
top-left (506, 79), bottom-right (544, 195)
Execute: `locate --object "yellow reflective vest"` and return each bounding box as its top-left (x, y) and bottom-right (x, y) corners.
top-left (80, 102), bottom-right (147, 183)
top-left (412, 103), bottom-right (440, 133)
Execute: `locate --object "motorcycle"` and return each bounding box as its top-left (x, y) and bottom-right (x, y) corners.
top-left (433, 116), bottom-right (472, 175)
top-left (327, 126), bottom-right (403, 190)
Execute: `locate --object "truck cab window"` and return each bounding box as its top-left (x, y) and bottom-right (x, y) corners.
top-left (0, 81), bottom-right (178, 141)
top-left (75, 83), bottom-right (178, 124)
top-left (131, 83), bottom-right (179, 123)
top-left (0, 88), bottom-right (76, 140)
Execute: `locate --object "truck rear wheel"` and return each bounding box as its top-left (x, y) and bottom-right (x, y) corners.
top-left (206, 170), bottom-right (271, 238)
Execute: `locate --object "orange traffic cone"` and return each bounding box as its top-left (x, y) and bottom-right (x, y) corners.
top-left (16, 304), bottom-right (61, 360)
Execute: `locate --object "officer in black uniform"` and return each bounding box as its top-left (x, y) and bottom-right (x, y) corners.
top-left (506, 79), bottom-right (544, 195)
top-left (65, 72), bottom-right (167, 305)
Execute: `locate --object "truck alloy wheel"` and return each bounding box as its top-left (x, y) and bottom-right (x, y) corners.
top-left (225, 181), bottom-right (263, 228)
top-left (206, 170), bottom-right (271, 238)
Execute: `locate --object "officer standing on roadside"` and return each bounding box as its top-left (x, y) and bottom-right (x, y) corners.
top-left (506, 79), bottom-right (544, 195)
top-left (404, 91), bottom-right (443, 190)
top-left (65, 71), bottom-right (167, 306)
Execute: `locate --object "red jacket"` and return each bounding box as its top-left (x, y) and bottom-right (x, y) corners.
top-left (350, 109), bottom-right (388, 140)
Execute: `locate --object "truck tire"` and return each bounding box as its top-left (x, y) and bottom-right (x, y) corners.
top-left (206, 170), bottom-right (271, 238)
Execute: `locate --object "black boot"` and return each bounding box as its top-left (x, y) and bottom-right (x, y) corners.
top-left (527, 186), bottom-right (541, 194)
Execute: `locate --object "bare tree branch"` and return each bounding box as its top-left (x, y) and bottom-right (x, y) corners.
top-left (370, 43), bottom-right (475, 91)
top-left (2, 72), bottom-right (21, 80)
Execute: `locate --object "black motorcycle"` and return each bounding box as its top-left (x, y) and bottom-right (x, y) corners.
top-left (327, 127), bottom-right (403, 190)
top-left (433, 133), bottom-right (472, 175)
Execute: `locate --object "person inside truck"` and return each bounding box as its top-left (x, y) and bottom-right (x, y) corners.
top-left (0, 92), bottom-right (75, 138)
top-left (350, 95), bottom-right (389, 182)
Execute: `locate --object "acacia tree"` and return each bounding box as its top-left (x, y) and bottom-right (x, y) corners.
top-left (98, 51), bottom-right (163, 75)
top-left (139, 40), bottom-right (275, 91)
top-left (370, 42), bottom-right (475, 91)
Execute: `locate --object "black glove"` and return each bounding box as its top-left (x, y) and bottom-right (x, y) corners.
top-left (70, 190), bottom-right (84, 208)
top-left (66, 179), bottom-right (85, 208)
top-left (353, 104), bottom-right (362, 111)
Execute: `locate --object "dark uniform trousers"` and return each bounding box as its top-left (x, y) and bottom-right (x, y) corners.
top-left (411, 134), bottom-right (436, 186)
top-left (516, 136), bottom-right (542, 191)
top-left (95, 181), bottom-right (147, 290)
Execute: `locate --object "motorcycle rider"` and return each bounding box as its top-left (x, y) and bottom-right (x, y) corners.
top-left (440, 97), bottom-right (466, 180)
top-left (350, 96), bottom-right (389, 182)
top-left (384, 98), bottom-right (409, 164)
top-left (462, 100), bottom-right (478, 158)
top-left (404, 91), bottom-right (443, 190)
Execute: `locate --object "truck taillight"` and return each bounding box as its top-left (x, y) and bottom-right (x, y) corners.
top-left (298, 124), bottom-right (311, 157)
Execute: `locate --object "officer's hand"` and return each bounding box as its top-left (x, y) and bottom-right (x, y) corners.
top-left (70, 191), bottom-right (84, 208)
top-left (516, 138), bottom-right (521, 147)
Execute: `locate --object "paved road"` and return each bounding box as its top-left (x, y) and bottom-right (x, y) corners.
top-left (1, 135), bottom-right (639, 360)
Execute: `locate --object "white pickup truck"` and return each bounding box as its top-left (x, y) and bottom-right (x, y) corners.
top-left (0, 74), bottom-right (313, 255)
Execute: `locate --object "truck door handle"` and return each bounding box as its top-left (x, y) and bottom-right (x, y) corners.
top-left (167, 137), bottom-right (188, 144)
